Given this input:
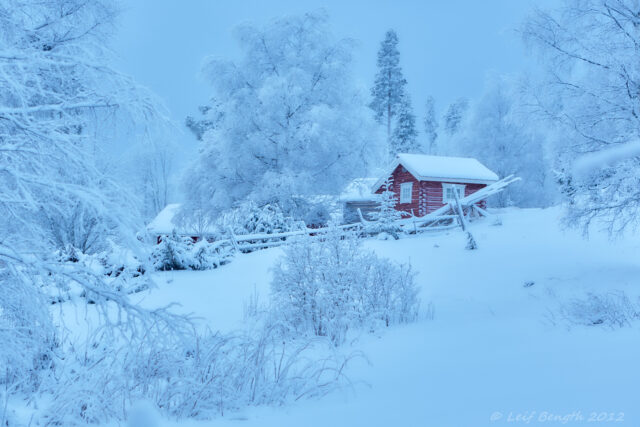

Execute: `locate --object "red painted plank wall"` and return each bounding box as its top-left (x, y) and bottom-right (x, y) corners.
top-left (376, 165), bottom-right (488, 217)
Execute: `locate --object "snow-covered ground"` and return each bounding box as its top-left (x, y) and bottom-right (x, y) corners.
top-left (141, 207), bottom-right (640, 426)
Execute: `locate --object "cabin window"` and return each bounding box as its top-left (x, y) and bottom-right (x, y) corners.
top-left (442, 183), bottom-right (466, 204)
top-left (400, 182), bottom-right (413, 203)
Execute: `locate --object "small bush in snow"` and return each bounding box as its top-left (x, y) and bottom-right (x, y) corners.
top-left (150, 232), bottom-right (233, 271)
top-left (302, 203), bottom-right (332, 228)
top-left (190, 240), bottom-right (232, 270)
top-left (219, 201), bottom-right (305, 235)
top-left (42, 200), bottom-right (110, 255)
top-left (150, 231), bottom-right (195, 271)
top-left (270, 229), bottom-right (420, 345)
top-left (465, 231), bottom-right (478, 250)
top-left (562, 291), bottom-right (640, 328)
top-left (42, 243), bottom-right (150, 303)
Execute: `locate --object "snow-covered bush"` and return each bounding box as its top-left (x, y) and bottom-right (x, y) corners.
top-left (0, 265), bottom-right (57, 392)
top-left (219, 202), bottom-right (305, 235)
top-left (562, 291), bottom-right (640, 328)
top-left (46, 354), bottom-right (126, 424)
top-left (42, 200), bottom-right (110, 256)
top-left (150, 231), bottom-right (195, 271)
top-left (150, 329), bottom-right (349, 418)
top-left (150, 232), bottom-right (233, 271)
top-left (37, 323), bottom-right (350, 425)
top-left (45, 244), bottom-right (146, 302)
top-left (270, 229), bottom-right (420, 345)
top-left (190, 240), bottom-right (232, 270)
top-left (301, 202), bottom-right (333, 228)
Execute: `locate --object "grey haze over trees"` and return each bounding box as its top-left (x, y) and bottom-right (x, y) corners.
top-left (423, 96), bottom-right (438, 154)
top-left (122, 137), bottom-right (177, 220)
top-left (522, 0), bottom-right (640, 233)
top-left (370, 29), bottom-right (420, 158)
top-left (442, 97), bottom-right (469, 138)
top-left (449, 76), bottom-right (553, 207)
top-left (181, 11), bottom-right (383, 224)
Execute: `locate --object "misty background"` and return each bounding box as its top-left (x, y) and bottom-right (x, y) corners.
top-left (112, 0), bottom-right (552, 154)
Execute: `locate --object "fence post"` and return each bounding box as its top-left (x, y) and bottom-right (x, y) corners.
top-left (410, 209), bottom-right (417, 233)
top-left (453, 192), bottom-right (467, 232)
top-left (227, 227), bottom-right (240, 252)
top-left (357, 208), bottom-right (367, 224)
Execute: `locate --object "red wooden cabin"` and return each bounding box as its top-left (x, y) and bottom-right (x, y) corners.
top-left (372, 154), bottom-right (499, 217)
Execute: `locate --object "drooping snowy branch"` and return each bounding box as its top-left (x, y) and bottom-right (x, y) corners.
top-left (522, 0), bottom-right (640, 232)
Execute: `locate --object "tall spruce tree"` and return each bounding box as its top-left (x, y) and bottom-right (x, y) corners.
top-left (423, 96), bottom-right (438, 154)
top-left (370, 30), bottom-right (417, 158)
top-left (391, 94), bottom-right (420, 154)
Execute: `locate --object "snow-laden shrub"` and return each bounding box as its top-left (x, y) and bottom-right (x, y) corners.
top-left (45, 242), bottom-right (150, 302)
top-left (39, 325), bottom-right (350, 425)
top-left (270, 229), bottom-right (420, 345)
top-left (190, 240), bottom-right (233, 270)
top-left (149, 329), bottom-right (349, 418)
top-left (302, 202), bottom-right (332, 228)
top-left (45, 354), bottom-right (126, 424)
top-left (41, 200), bottom-right (110, 256)
top-left (219, 201), bottom-right (306, 235)
top-left (150, 231), bottom-right (195, 271)
top-left (150, 233), bottom-right (233, 271)
top-left (562, 291), bottom-right (640, 328)
top-left (0, 266), bottom-right (57, 392)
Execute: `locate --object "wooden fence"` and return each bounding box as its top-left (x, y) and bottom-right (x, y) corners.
top-left (199, 175), bottom-right (521, 253)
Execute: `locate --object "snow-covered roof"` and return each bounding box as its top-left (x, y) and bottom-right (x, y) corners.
top-left (146, 203), bottom-right (182, 234)
top-left (373, 154), bottom-right (499, 191)
top-left (340, 177), bottom-right (379, 202)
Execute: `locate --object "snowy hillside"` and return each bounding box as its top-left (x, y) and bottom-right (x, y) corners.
top-left (136, 207), bottom-right (640, 426)
top-left (5, 2), bottom-right (640, 426)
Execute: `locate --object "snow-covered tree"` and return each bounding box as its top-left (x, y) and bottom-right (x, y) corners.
top-left (391, 94), bottom-right (420, 154)
top-left (181, 11), bottom-right (382, 222)
top-left (0, 0), bottom-right (185, 401)
top-left (370, 29), bottom-right (415, 157)
top-left (185, 98), bottom-right (224, 141)
top-left (450, 77), bottom-right (552, 207)
top-left (442, 98), bottom-right (469, 138)
top-left (423, 96), bottom-right (439, 154)
top-left (369, 177), bottom-right (404, 238)
top-left (522, 0), bottom-right (640, 232)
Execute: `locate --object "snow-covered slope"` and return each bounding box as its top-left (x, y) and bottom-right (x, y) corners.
top-left (144, 207), bottom-right (640, 426)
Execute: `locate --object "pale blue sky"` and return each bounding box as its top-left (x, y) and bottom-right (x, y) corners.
top-left (112, 0), bottom-right (552, 148)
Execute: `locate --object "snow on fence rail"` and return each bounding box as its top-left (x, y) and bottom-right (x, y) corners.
top-left (359, 175), bottom-right (521, 233)
top-left (162, 175), bottom-right (520, 253)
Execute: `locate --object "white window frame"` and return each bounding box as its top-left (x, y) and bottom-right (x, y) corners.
top-left (442, 183), bottom-right (466, 204)
top-left (400, 182), bottom-right (413, 204)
